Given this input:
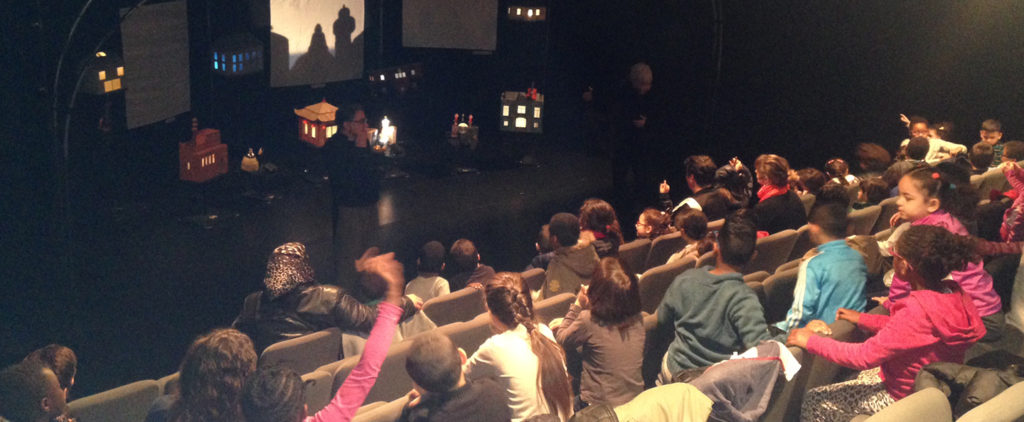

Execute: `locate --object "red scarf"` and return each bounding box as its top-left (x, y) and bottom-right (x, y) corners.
top-left (757, 184), bottom-right (790, 202)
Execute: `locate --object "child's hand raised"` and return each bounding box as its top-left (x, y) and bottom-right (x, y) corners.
top-left (659, 180), bottom-right (671, 194)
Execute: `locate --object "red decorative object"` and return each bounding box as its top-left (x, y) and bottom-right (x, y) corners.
top-left (294, 99), bottom-right (339, 148)
top-left (179, 118), bottom-right (229, 183)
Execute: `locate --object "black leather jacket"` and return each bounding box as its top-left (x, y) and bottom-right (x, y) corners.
top-left (232, 283), bottom-right (418, 354)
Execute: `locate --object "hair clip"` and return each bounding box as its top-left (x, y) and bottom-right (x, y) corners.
top-left (931, 172), bottom-right (940, 179)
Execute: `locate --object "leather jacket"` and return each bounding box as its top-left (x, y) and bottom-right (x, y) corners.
top-left (232, 283), bottom-right (417, 354)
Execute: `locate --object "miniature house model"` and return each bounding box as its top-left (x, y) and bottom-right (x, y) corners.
top-left (179, 119), bottom-right (229, 183)
top-left (212, 33), bottom-right (263, 76)
top-left (507, 6), bottom-right (546, 21)
top-left (500, 91), bottom-right (544, 133)
top-left (82, 51), bottom-right (125, 95)
top-left (294, 100), bottom-right (338, 148)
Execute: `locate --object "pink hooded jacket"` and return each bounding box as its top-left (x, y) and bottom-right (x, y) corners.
top-left (807, 284), bottom-right (985, 399)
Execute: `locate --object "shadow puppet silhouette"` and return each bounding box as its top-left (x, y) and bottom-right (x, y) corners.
top-left (289, 23), bottom-right (344, 85)
top-left (333, 5), bottom-right (363, 81)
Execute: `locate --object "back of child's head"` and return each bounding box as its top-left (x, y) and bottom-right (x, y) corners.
top-left (755, 154), bottom-right (791, 186)
top-left (241, 367), bottom-right (305, 422)
top-left (536, 224), bottom-right (554, 253)
top-left (406, 332), bottom-right (461, 394)
top-left (588, 257), bottom-right (641, 326)
top-left (816, 182), bottom-right (851, 209)
top-left (673, 208), bottom-right (708, 241)
top-left (23, 344), bottom-right (77, 392)
top-left (970, 142), bottom-right (995, 169)
top-left (549, 212), bottom-right (581, 248)
top-left (1003, 140), bottom-right (1024, 161)
top-left (903, 165), bottom-right (977, 222)
top-left (906, 137), bottom-right (931, 161)
top-left (981, 119), bottom-right (1002, 133)
top-left (449, 239), bottom-right (479, 272)
top-left (718, 211), bottom-right (757, 268)
top-left (579, 198), bottom-right (624, 245)
top-left (418, 241), bottom-right (446, 274)
top-left (824, 158), bottom-right (850, 183)
top-left (795, 168), bottom-right (827, 195)
top-left (684, 155), bottom-right (717, 187)
top-left (639, 208), bottom-right (672, 238)
top-left (932, 121), bottom-right (954, 140)
top-left (808, 203), bottom-right (848, 239)
top-left (895, 225), bottom-right (976, 289)
top-left (855, 143), bottom-right (892, 174)
top-left (859, 177), bottom-right (889, 204)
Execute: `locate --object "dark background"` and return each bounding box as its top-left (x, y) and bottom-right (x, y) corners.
top-left (3, 0), bottom-right (1024, 397)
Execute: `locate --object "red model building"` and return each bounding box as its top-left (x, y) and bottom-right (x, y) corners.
top-left (179, 118), bottom-right (229, 183)
top-left (294, 99), bottom-right (338, 148)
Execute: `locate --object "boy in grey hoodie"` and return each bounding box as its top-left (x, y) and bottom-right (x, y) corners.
top-left (541, 213), bottom-right (600, 299)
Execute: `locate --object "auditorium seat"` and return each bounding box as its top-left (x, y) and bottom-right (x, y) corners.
top-left (849, 388), bottom-right (951, 422)
top-left (156, 372), bottom-right (179, 395)
top-left (330, 340), bottom-right (415, 404)
top-left (67, 379), bottom-right (160, 422)
top-left (759, 346), bottom-right (809, 422)
top-left (761, 267), bottom-right (800, 324)
top-left (787, 224), bottom-right (815, 262)
top-left (422, 287), bottom-right (485, 327)
top-left (618, 238), bottom-right (652, 275)
top-left (957, 380), bottom-right (1024, 422)
top-left (638, 255), bottom-right (697, 314)
top-left (640, 312), bottom-right (668, 388)
top-left (743, 271), bottom-right (770, 284)
top-left (707, 218), bottom-right (725, 233)
top-left (436, 312), bottom-right (492, 356)
top-left (643, 231), bottom-right (686, 271)
top-left (302, 370), bottom-right (334, 414)
top-left (744, 271), bottom-right (770, 308)
top-left (697, 250), bottom-right (716, 268)
top-left (848, 204), bottom-right (882, 236)
top-left (351, 396), bottom-right (411, 422)
top-left (521, 267), bottom-right (546, 295)
top-left (776, 258), bottom-right (801, 275)
top-left (873, 197), bottom-right (899, 234)
top-left (260, 327), bottom-right (343, 375)
top-left (800, 193), bottom-right (816, 216)
top-left (534, 293), bottom-right (576, 325)
top-left (743, 229), bottom-right (798, 274)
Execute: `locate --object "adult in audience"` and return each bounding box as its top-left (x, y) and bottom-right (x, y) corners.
top-left (146, 328), bottom-right (257, 422)
top-left (714, 157), bottom-right (754, 208)
top-left (240, 251), bottom-right (408, 422)
top-left (634, 208), bottom-right (672, 239)
top-left (659, 155), bottom-right (731, 220)
top-left (401, 332), bottom-right (510, 421)
top-left (232, 242), bottom-right (419, 354)
top-left (0, 361), bottom-right (67, 422)
top-left (980, 118), bottom-right (1005, 166)
top-left (23, 344), bottom-right (77, 401)
top-left (445, 239), bottom-right (496, 291)
top-left (324, 103), bottom-right (382, 287)
top-left (555, 257), bottom-right (644, 408)
top-left (526, 224), bottom-right (556, 271)
top-left (665, 208), bottom-right (713, 264)
top-left (654, 211), bottom-right (771, 378)
top-left (792, 168), bottom-right (827, 197)
top-left (752, 154), bottom-right (807, 233)
top-left (882, 136), bottom-right (929, 190)
top-left (465, 272), bottom-right (574, 421)
top-left (854, 142), bottom-right (892, 179)
top-left (579, 198), bottom-right (625, 258)
top-left (404, 241), bottom-right (449, 301)
top-left (775, 204), bottom-right (866, 333)
top-left (542, 213), bottom-right (599, 299)
top-left (899, 116), bottom-right (967, 164)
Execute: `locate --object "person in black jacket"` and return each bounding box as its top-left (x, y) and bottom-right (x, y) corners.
top-left (752, 154), bottom-right (807, 233)
top-left (232, 242), bottom-right (420, 354)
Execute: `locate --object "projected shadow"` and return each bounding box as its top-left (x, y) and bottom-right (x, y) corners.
top-left (270, 4), bottom-right (364, 87)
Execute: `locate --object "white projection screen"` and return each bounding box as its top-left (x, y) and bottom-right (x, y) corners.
top-left (270, 0), bottom-right (365, 87)
top-left (403, 0), bottom-right (497, 50)
top-left (121, 1), bottom-right (191, 129)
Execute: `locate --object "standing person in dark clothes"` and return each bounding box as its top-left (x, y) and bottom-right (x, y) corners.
top-left (323, 103), bottom-right (382, 288)
top-left (606, 62), bottom-right (658, 219)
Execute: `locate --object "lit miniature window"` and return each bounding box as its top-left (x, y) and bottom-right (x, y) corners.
top-left (304, 121), bottom-right (309, 134)
top-left (515, 117), bottom-right (527, 128)
top-left (117, 66), bottom-right (124, 76)
top-left (533, 107), bottom-right (541, 118)
top-left (380, 74), bottom-right (386, 80)
top-left (246, 52), bottom-right (250, 60)
top-left (516, 8), bottom-right (522, 15)
top-left (233, 64), bottom-right (237, 72)
top-left (502, 105), bottom-right (510, 116)
top-left (411, 69), bottom-right (415, 75)
top-left (527, 9), bottom-right (533, 17)
top-left (214, 52), bottom-right (218, 60)
top-left (239, 63), bottom-right (244, 71)
top-left (533, 122), bottom-right (539, 128)
top-left (111, 79), bottom-right (121, 90)
top-left (503, 120), bottom-right (509, 126)
top-left (517, 105), bottom-right (526, 114)
top-left (233, 54), bottom-right (238, 62)
top-left (98, 70), bottom-right (106, 80)
top-left (312, 126), bottom-right (317, 138)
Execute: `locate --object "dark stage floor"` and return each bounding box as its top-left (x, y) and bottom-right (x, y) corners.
top-left (12, 139), bottom-right (612, 398)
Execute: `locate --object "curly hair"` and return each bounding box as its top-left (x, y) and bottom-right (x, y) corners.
top-left (895, 225), bottom-right (977, 290)
top-left (169, 329), bottom-right (258, 422)
top-left (824, 158), bottom-right (851, 185)
top-left (241, 367), bottom-right (305, 422)
top-left (639, 208), bottom-right (673, 239)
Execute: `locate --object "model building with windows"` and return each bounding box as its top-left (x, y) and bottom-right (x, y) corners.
top-left (179, 118), bottom-right (229, 183)
top-left (294, 99), bottom-right (338, 148)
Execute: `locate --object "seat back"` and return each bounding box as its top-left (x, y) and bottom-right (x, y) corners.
top-left (351, 395), bottom-right (412, 422)
top-left (437, 313), bottom-right (494, 356)
top-left (743, 229), bottom-right (799, 274)
top-left (302, 370), bottom-right (334, 414)
top-left (696, 250), bottom-right (716, 268)
top-left (640, 313), bottom-right (668, 388)
top-left (847, 205), bottom-right (882, 236)
top-left (638, 255), bottom-right (696, 314)
top-left (68, 379), bottom-right (161, 422)
top-left (331, 340), bottom-right (415, 404)
top-left (847, 183), bottom-right (861, 203)
top-left (788, 225), bottom-right (814, 262)
top-left (860, 387), bottom-right (952, 422)
top-left (644, 232), bottom-right (686, 271)
top-left (534, 293), bottom-right (576, 325)
top-left (800, 193), bottom-right (816, 216)
top-left (707, 218), bottom-right (725, 233)
top-left (521, 268), bottom-right (546, 294)
top-left (422, 287), bottom-right (486, 327)
top-left (618, 239), bottom-right (652, 275)
top-left (957, 381), bottom-right (1024, 422)
top-left (156, 372), bottom-right (179, 396)
top-left (260, 328), bottom-right (343, 375)
top-left (761, 267), bottom-right (800, 324)
top-left (872, 197), bottom-right (899, 234)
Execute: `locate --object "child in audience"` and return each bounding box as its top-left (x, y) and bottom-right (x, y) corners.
top-left (969, 142), bottom-right (995, 175)
top-left (654, 211), bottom-right (771, 378)
top-left (852, 177), bottom-right (888, 209)
top-left (465, 272), bottom-right (573, 421)
top-left (580, 198), bottom-right (625, 258)
top-left (753, 154), bottom-right (807, 233)
top-left (23, 344), bottom-right (77, 402)
top-left (555, 257), bottom-right (644, 408)
top-left (405, 241), bottom-right (450, 301)
top-left (526, 224), bottom-right (556, 271)
top-left (543, 213), bottom-right (599, 299)
top-left (634, 207), bottom-right (672, 239)
top-left (789, 225), bottom-right (986, 420)
top-left (792, 168), bottom-right (827, 196)
top-left (815, 182), bottom-right (851, 209)
top-left (665, 208), bottom-right (713, 264)
top-left (445, 239), bottom-right (495, 291)
top-left (824, 158), bottom-right (859, 186)
top-left (885, 166), bottom-right (1003, 341)
top-left (854, 143), bottom-right (891, 179)
top-left (980, 119), bottom-right (1005, 165)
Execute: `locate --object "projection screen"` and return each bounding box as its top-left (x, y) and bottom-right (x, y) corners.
top-left (121, 1), bottom-right (191, 129)
top-left (270, 0), bottom-right (365, 87)
top-left (402, 0), bottom-right (497, 51)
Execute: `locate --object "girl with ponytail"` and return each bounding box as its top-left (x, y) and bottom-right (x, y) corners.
top-left (464, 272), bottom-right (573, 421)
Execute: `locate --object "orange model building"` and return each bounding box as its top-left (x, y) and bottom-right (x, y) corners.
top-left (294, 99), bottom-right (338, 148)
top-left (179, 118), bottom-right (229, 182)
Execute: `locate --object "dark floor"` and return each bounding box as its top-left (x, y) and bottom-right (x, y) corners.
top-left (16, 138), bottom-right (612, 398)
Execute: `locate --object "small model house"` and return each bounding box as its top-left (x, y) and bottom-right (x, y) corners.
top-left (294, 100), bottom-right (338, 148)
top-left (500, 90), bottom-right (543, 133)
top-left (82, 51), bottom-right (125, 95)
top-left (179, 119), bottom-right (229, 183)
top-left (212, 33), bottom-right (263, 76)
top-left (507, 6), bottom-right (546, 21)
